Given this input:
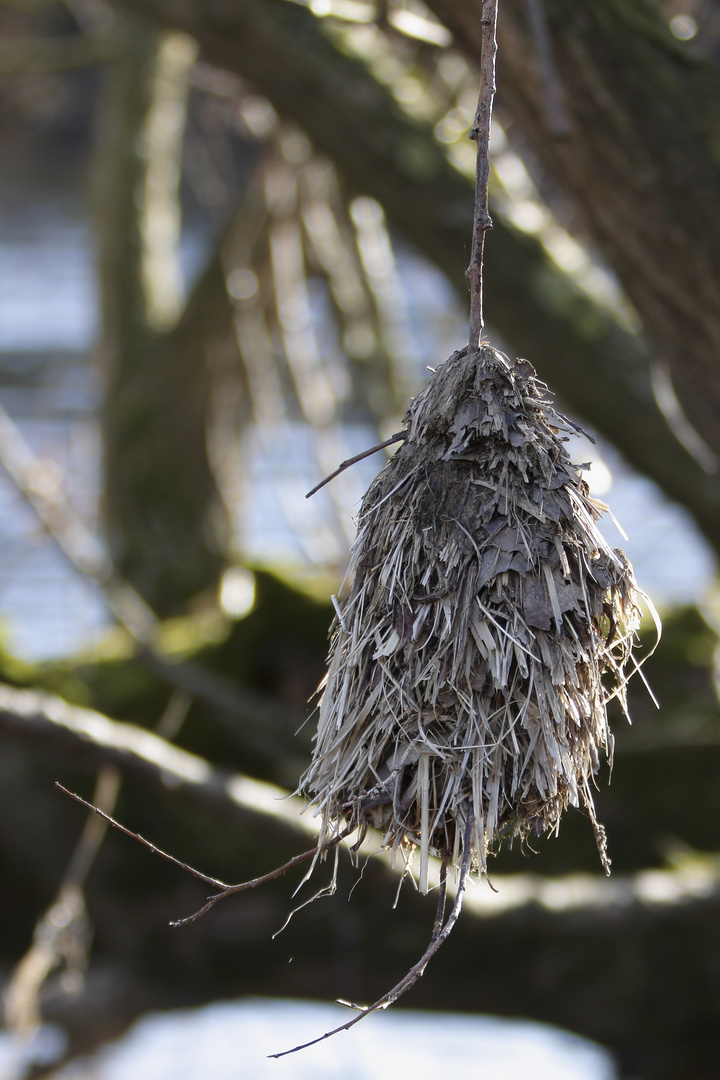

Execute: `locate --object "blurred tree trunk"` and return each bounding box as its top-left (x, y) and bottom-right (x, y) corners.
top-left (93, 22), bottom-right (231, 615)
top-left (429, 0), bottom-right (720, 463)
top-left (104, 0), bottom-right (720, 558)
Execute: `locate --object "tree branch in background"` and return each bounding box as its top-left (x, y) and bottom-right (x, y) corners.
top-left (428, 0), bottom-right (720, 464)
top-left (0, 393), bottom-right (308, 772)
top-left (0, 682), bottom-right (310, 834)
top-left (0, 33), bottom-right (120, 72)
top-left (4, 680), bottom-right (720, 1080)
top-left (2, 680), bottom-right (717, 921)
top-left (523, 0), bottom-right (571, 137)
top-left (0, 401), bottom-right (157, 642)
top-left (93, 22), bottom-right (231, 613)
top-left (4, 685), bottom-right (191, 1049)
top-left (103, 0), bottom-right (720, 558)
top-left (4, 767), bottom-right (121, 1038)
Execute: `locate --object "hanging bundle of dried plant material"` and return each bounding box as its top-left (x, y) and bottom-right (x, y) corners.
top-left (303, 343), bottom-right (653, 890)
top-left (57, 0), bottom-right (660, 1058)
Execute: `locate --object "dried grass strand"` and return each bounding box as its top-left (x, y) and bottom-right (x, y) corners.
top-left (269, 815), bottom-right (471, 1059)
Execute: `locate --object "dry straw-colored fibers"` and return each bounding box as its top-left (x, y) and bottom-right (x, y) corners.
top-left (304, 344), bottom-right (654, 890)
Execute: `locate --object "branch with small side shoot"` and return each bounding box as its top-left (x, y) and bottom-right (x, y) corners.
top-left (56, 784), bottom-right (352, 927)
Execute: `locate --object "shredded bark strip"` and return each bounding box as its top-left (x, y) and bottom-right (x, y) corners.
top-left (304, 344), bottom-right (653, 888)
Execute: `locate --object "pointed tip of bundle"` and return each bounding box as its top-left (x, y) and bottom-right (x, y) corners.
top-left (304, 345), bottom-right (655, 884)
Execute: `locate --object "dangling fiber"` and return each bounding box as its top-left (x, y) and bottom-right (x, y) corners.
top-left (303, 344), bottom-right (652, 886)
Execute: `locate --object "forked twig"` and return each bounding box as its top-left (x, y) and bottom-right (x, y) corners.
top-left (56, 783), bottom-right (350, 926)
top-left (269, 816), bottom-right (473, 1059)
top-left (170, 837), bottom-right (346, 927)
top-left (306, 432), bottom-right (406, 499)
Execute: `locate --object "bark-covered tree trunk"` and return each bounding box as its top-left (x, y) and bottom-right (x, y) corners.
top-left (93, 23), bottom-right (231, 615)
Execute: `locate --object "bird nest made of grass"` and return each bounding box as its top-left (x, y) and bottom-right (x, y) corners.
top-left (303, 344), bottom-right (653, 890)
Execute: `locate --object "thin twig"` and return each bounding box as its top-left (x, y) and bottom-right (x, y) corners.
top-left (306, 432), bottom-right (406, 499)
top-left (269, 816), bottom-right (473, 1059)
top-left (56, 784), bottom-right (231, 888)
top-left (55, 783), bottom-right (351, 927)
top-left (466, 0), bottom-right (499, 350)
top-left (171, 835), bottom-right (349, 928)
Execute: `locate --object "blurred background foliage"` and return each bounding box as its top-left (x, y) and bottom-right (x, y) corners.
top-left (1, 1), bottom-right (720, 1078)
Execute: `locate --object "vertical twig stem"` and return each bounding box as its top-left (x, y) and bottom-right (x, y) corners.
top-left (467, 0), bottom-right (500, 350)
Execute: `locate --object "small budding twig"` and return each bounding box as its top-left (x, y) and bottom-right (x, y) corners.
top-left (305, 431), bottom-right (406, 499)
top-left (466, 0), bottom-right (499, 350)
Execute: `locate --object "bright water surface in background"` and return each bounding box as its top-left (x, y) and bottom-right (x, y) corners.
top-left (0, 999), bottom-right (617, 1080)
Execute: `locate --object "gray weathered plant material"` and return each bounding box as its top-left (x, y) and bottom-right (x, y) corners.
top-left (304, 344), bottom-right (650, 889)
